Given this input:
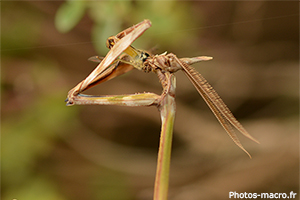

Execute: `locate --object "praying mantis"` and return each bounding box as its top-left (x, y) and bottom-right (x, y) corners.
top-left (65, 19), bottom-right (259, 199)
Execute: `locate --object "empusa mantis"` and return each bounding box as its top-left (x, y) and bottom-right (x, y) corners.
top-left (66, 19), bottom-right (259, 200)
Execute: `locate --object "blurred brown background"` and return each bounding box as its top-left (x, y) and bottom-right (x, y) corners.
top-left (2, 1), bottom-right (298, 200)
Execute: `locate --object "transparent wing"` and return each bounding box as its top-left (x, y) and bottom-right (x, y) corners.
top-left (88, 56), bottom-right (104, 63)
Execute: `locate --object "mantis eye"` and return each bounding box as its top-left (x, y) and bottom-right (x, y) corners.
top-left (106, 37), bottom-right (115, 49)
top-left (141, 52), bottom-right (150, 62)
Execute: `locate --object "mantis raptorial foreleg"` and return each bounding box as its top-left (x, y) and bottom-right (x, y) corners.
top-left (66, 93), bottom-right (161, 107)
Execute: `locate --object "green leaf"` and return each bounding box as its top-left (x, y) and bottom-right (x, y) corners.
top-left (55, 1), bottom-right (86, 33)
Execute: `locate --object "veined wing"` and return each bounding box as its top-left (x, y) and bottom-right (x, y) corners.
top-left (88, 56), bottom-right (105, 63)
top-left (69, 20), bottom-right (152, 96)
top-left (174, 57), bottom-right (259, 157)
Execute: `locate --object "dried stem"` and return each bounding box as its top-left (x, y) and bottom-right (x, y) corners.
top-left (154, 75), bottom-right (176, 200)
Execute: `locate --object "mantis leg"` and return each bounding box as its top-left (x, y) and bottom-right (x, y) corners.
top-left (66, 93), bottom-right (160, 107)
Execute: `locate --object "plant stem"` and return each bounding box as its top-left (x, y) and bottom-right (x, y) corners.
top-left (153, 75), bottom-right (176, 200)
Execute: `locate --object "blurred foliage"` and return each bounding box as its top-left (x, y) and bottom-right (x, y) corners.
top-left (2, 93), bottom-right (76, 183)
top-left (90, 169), bottom-right (132, 200)
top-left (1, 2), bottom-right (43, 55)
top-left (55, 1), bottom-right (198, 54)
top-left (55, 1), bottom-right (87, 33)
top-left (2, 57), bottom-right (78, 199)
top-left (4, 176), bottom-right (66, 200)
